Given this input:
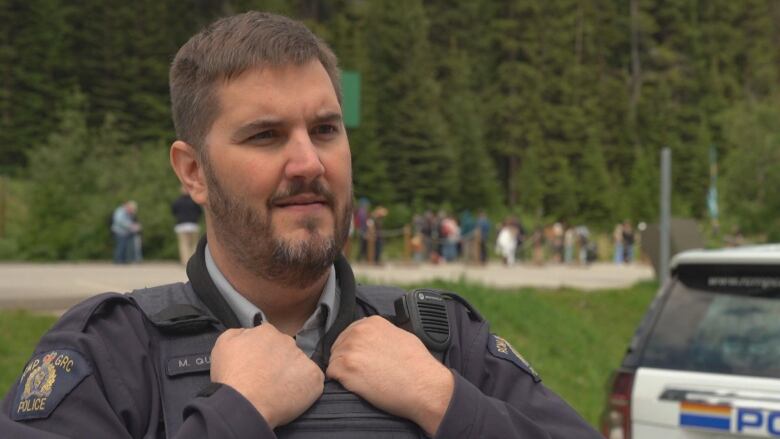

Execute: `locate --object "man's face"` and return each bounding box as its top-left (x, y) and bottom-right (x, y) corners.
top-left (201, 61), bottom-right (352, 287)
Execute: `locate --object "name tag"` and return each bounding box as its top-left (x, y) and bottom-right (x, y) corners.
top-left (167, 353), bottom-right (211, 377)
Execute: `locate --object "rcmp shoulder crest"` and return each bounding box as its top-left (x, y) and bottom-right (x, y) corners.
top-left (22, 352), bottom-right (57, 400)
top-left (12, 349), bottom-right (92, 421)
top-left (488, 334), bottom-right (541, 383)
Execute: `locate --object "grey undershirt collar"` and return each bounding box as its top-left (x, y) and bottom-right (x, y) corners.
top-left (204, 243), bottom-right (339, 356)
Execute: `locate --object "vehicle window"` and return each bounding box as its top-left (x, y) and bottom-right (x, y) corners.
top-left (640, 269), bottom-right (780, 378)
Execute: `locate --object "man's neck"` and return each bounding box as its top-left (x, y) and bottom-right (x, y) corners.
top-left (206, 234), bottom-right (330, 336)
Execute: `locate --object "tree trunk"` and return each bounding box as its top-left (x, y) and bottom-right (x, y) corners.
top-left (629, 0), bottom-right (642, 133)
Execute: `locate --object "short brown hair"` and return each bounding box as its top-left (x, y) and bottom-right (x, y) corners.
top-left (169, 11), bottom-right (341, 155)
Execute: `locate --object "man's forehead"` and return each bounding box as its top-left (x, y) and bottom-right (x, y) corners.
top-left (216, 62), bottom-right (339, 115)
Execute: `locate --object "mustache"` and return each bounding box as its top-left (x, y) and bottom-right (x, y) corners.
top-left (267, 178), bottom-right (336, 208)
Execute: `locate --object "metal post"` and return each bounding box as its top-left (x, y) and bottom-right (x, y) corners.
top-left (659, 148), bottom-right (671, 285)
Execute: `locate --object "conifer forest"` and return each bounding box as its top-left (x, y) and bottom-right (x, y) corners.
top-left (0, 0), bottom-right (778, 260)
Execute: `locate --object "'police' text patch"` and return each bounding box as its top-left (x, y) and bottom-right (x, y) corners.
top-left (487, 334), bottom-right (541, 383)
top-left (11, 349), bottom-right (92, 421)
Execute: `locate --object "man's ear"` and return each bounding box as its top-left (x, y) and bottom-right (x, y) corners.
top-left (170, 140), bottom-right (208, 205)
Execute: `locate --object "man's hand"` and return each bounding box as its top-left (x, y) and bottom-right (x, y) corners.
top-left (326, 316), bottom-right (454, 436)
top-left (210, 324), bottom-right (324, 428)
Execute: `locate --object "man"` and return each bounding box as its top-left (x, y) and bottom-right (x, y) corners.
top-left (111, 200), bottom-right (141, 263)
top-left (1, 12), bottom-right (601, 438)
top-left (476, 209), bottom-right (491, 264)
top-left (354, 197), bottom-right (370, 261)
top-left (622, 220), bottom-right (635, 263)
top-left (171, 185), bottom-right (204, 264)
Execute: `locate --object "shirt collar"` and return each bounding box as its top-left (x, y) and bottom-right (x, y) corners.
top-left (204, 243), bottom-right (338, 332)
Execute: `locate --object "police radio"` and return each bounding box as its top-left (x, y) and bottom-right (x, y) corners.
top-left (392, 289), bottom-right (451, 352)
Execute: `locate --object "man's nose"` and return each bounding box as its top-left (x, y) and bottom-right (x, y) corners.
top-left (284, 131), bottom-right (325, 182)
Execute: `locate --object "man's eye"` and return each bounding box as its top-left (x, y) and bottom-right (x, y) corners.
top-left (312, 125), bottom-right (338, 136)
top-left (247, 130), bottom-right (276, 142)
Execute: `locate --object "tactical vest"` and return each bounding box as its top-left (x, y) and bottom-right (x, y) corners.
top-left (130, 281), bottom-right (437, 439)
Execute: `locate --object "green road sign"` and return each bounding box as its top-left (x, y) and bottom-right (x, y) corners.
top-left (341, 71), bottom-right (360, 128)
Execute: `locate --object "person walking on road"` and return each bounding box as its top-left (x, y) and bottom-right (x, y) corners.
top-left (476, 210), bottom-right (491, 264)
top-left (496, 219), bottom-right (518, 266)
top-left (111, 200), bottom-right (141, 264)
top-left (613, 222), bottom-right (624, 264)
top-left (622, 221), bottom-right (635, 264)
top-left (564, 226), bottom-right (576, 264)
top-left (440, 214), bottom-right (459, 262)
top-left (172, 186), bottom-right (204, 265)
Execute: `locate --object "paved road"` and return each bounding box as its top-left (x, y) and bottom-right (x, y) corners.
top-left (0, 261), bottom-right (654, 312)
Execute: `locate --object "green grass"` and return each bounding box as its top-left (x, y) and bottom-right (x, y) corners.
top-left (0, 281), bottom-right (656, 427)
top-left (0, 310), bottom-right (58, 396)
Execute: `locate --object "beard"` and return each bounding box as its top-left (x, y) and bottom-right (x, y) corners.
top-left (203, 159), bottom-right (352, 289)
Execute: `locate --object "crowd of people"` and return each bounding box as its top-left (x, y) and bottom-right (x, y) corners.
top-left (406, 209), bottom-right (493, 264)
top-left (110, 194), bottom-right (638, 268)
top-left (351, 205), bottom-right (640, 267)
top-left (489, 220), bottom-right (600, 266)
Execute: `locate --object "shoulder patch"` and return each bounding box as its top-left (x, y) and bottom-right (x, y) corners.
top-left (11, 349), bottom-right (92, 421)
top-left (487, 334), bottom-right (541, 383)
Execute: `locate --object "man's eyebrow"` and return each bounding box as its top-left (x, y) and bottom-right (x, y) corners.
top-left (231, 118), bottom-right (284, 142)
top-left (311, 112), bottom-right (343, 126)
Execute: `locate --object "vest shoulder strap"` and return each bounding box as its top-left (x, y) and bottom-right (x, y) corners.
top-left (131, 283), bottom-right (219, 334)
top-left (354, 285), bottom-right (406, 316)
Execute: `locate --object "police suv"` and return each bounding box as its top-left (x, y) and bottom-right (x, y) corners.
top-left (602, 245), bottom-right (780, 439)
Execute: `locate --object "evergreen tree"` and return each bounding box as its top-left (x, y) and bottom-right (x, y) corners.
top-left (576, 140), bottom-right (615, 228)
top-left (626, 145), bottom-right (658, 224)
top-left (363, 0), bottom-right (454, 205)
top-left (324, 6), bottom-right (393, 204)
top-left (440, 49), bottom-right (501, 211)
top-left (539, 153), bottom-right (579, 222)
top-left (3, 1), bottom-right (780, 260)
top-left (719, 99), bottom-right (780, 240)
top-left (515, 142), bottom-right (544, 217)
top-left (21, 90), bottom-right (96, 259)
top-left (228, 0), bottom-right (294, 17)
top-left (0, 0), bottom-right (71, 170)
top-left (481, 0), bottom-right (545, 207)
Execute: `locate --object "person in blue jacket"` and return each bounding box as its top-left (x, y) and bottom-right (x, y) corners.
top-left (1, 11), bottom-right (601, 439)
